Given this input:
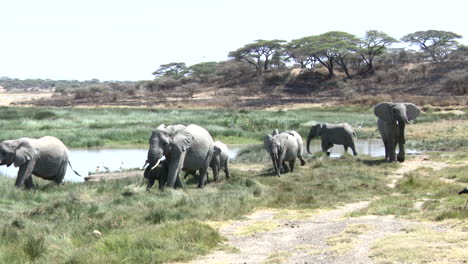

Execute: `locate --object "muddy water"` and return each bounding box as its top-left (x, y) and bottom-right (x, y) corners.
top-left (0, 139), bottom-right (419, 183)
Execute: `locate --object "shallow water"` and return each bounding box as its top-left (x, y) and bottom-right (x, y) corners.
top-left (0, 139), bottom-right (419, 183)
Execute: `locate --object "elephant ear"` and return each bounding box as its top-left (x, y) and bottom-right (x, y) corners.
top-left (405, 103), bottom-right (420, 121)
top-left (374, 102), bottom-right (394, 122)
top-left (314, 124), bottom-right (323, 136)
top-left (173, 130), bottom-right (194, 152)
top-left (14, 142), bottom-right (37, 167)
top-left (213, 145), bottom-right (222, 155)
top-left (264, 134), bottom-right (273, 149)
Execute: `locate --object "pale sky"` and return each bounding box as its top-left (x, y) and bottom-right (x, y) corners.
top-left (1, 0), bottom-right (467, 81)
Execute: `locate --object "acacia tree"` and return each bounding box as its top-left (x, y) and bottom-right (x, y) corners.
top-left (189, 62), bottom-right (218, 83)
top-left (320, 31), bottom-right (360, 78)
top-left (401, 30), bottom-right (462, 62)
top-left (228, 39), bottom-right (286, 74)
top-left (284, 38), bottom-right (316, 68)
top-left (359, 30), bottom-right (398, 73)
top-left (152, 62), bottom-right (188, 79)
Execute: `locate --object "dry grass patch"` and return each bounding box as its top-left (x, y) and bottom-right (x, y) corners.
top-left (407, 119), bottom-right (468, 140)
top-left (371, 225), bottom-right (468, 264)
top-left (263, 250), bottom-right (292, 264)
top-left (232, 220), bottom-right (279, 236)
top-left (326, 223), bottom-right (374, 255)
top-left (272, 209), bottom-right (320, 220)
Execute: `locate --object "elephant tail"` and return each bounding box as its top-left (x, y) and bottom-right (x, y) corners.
top-left (68, 160), bottom-right (82, 177)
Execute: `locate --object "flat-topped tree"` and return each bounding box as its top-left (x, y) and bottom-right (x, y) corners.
top-left (152, 62), bottom-right (189, 79)
top-left (401, 30), bottom-right (462, 62)
top-left (228, 39), bottom-right (286, 74)
top-left (359, 30), bottom-right (398, 74)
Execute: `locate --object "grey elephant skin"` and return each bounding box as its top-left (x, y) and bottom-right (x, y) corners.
top-left (374, 102), bottom-right (420, 162)
top-left (183, 141), bottom-right (230, 182)
top-left (144, 159), bottom-right (182, 190)
top-left (307, 123), bottom-right (357, 156)
top-left (210, 141), bottom-right (230, 181)
top-left (146, 124), bottom-right (214, 189)
top-left (0, 136), bottom-right (77, 189)
top-left (264, 129), bottom-right (306, 177)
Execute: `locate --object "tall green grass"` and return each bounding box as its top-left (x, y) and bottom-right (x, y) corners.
top-left (0, 106), bottom-right (378, 147)
top-left (0, 154), bottom-right (392, 263)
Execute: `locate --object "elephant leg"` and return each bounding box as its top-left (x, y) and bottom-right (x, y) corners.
top-left (281, 161), bottom-right (289, 173)
top-left (382, 139), bottom-right (389, 161)
top-left (321, 140), bottom-right (332, 156)
top-left (211, 164), bottom-right (220, 182)
top-left (389, 140), bottom-right (397, 162)
top-left (198, 154), bottom-right (212, 188)
top-left (397, 138), bottom-right (405, 163)
top-left (15, 160), bottom-right (36, 188)
top-left (289, 160), bottom-right (296, 173)
top-left (174, 175), bottom-right (183, 189)
top-left (224, 161), bottom-right (230, 179)
top-left (344, 145), bottom-right (348, 152)
top-left (24, 175), bottom-right (34, 190)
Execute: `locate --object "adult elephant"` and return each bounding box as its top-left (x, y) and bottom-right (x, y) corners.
top-left (374, 102), bottom-right (420, 162)
top-left (0, 136), bottom-right (80, 189)
top-left (264, 129), bottom-right (305, 177)
top-left (307, 123), bottom-right (357, 156)
top-left (146, 124), bottom-right (214, 189)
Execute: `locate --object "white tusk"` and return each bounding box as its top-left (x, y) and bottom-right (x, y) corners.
top-left (142, 161), bottom-right (149, 170)
top-left (151, 158), bottom-right (162, 170)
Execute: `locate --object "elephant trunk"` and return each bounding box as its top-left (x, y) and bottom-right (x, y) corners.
top-left (270, 152), bottom-right (280, 177)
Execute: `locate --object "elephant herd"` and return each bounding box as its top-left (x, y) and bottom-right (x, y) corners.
top-left (0, 102), bottom-right (420, 190)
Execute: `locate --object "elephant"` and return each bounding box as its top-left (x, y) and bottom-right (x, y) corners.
top-left (374, 102), bottom-right (420, 162)
top-left (143, 158), bottom-right (182, 190)
top-left (183, 141), bottom-right (230, 182)
top-left (146, 124), bottom-right (214, 189)
top-left (210, 141), bottom-right (230, 182)
top-left (0, 136), bottom-right (80, 189)
top-left (264, 129), bottom-right (305, 177)
top-left (306, 123), bottom-right (358, 156)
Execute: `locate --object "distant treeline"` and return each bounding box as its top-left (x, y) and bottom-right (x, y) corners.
top-left (0, 77), bottom-right (136, 91)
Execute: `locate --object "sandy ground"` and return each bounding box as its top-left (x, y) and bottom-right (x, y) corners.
top-left (180, 156), bottom-right (465, 264)
top-left (0, 92), bottom-right (52, 106)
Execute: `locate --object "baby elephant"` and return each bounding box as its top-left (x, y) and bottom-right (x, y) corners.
top-left (307, 123), bottom-right (357, 156)
top-left (264, 129), bottom-right (306, 177)
top-left (184, 141), bottom-right (231, 182)
top-left (210, 141), bottom-right (230, 182)
top-left (144, 159), bottom-right (182, 190)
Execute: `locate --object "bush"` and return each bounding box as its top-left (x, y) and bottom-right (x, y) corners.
top-left (442, 69), bottom-right (468, 95)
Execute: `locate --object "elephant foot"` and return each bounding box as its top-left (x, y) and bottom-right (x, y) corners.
top-left (397, 156), bottom-right (405, 163)
top-left (300, 159), bottom-right (306, 166)
top-left (326, 152), bottom-right (331, 157)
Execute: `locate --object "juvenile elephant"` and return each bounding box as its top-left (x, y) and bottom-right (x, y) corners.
top-left (306, 123), bottom-right (357, 156)
top-left (0, 136), bottom-right (80, 189)
top-left (210, 141), bottom-right (230, 182)
top-left (146, 124), bottom-right (213, 189)
top-left (374, 102), bottom-right (420, 162)
top-left (144, 158), bottom-right (182, 190)
top-left (264, 129), bottom-right (305, 177)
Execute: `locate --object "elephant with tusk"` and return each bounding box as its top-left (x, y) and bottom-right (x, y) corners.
top-left (374, 102), bottom-right (420, 162)
top-left (145, 124), bottom-right (214, 189)
top-left (0, 136), bottom-right (81, 189)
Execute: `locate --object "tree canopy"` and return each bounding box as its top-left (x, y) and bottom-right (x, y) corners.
top-left (359, 30), bottom-right (398, 73)
top-left (228, 39), bottom-right (286, 74)
top-left (152, 62), bottom-right (188, 79)
top-left (401, 30), bottom-right (462, 62)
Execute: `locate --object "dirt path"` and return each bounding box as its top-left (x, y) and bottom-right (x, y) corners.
top-left (187, 202), bottom-right (414, 264)
top-left (183, 156), bottom-right (462, 264)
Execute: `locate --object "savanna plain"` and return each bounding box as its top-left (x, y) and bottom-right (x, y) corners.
top-left (0, 105), bottom-right (467, 264)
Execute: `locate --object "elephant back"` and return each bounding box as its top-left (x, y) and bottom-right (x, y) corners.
top-left (278, 132), bottom-right (299, 161)
top-left (183, 124), bottom-right (214, 170)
